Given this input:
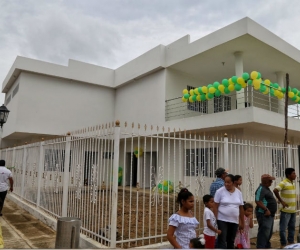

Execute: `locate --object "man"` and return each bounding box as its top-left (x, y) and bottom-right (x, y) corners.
top-left (273, 168), bottom-right (297, 248)
top-left (0, 160), bottom-right (13, 216)
top-left (255, 174), bottom-right (277, 249)
top-left (210, 168), bottom-right (228, 197)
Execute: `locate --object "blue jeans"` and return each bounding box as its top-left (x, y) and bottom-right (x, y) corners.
top-left (256, 212), bottom-right (274, 249)
top-left (279, 211), bottom-right (296, 246)
top-left (217, 220), bottom-right (238, 249)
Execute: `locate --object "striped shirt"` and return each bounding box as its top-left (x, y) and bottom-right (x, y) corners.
top-left (275, 178), bottom-right (296, 213)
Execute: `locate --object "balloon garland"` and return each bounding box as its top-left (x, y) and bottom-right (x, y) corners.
top-left (181, 71), bottom-right (300, 104)
top-left (134, 147), bottom-right (143, 158)
top-left (157, 180), bottom-right (174, 194)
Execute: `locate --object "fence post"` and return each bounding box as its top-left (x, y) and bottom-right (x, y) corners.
top-left (36, 139), bottom-right (44, 207)
top-left (21, 143), bottom-right (27, 199)
top-left (287, 141), bottom-right (292, 169)
top-left (62, 133), bottom-right (71, 217)
top-left (224, 133), bottom-right (229, 170)
top-left (12, 145), bottom-right (16, 168)
top-left (110, 121), bottom-right (121, 248)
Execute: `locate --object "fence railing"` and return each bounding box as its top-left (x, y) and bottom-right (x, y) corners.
top-left (1, 121), bottom-right (300, 248)
top-left (165, 86), bottom-right (300, 121)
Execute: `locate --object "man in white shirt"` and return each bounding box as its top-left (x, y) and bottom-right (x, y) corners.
top-left (0, 160), bottom-right (13, 216)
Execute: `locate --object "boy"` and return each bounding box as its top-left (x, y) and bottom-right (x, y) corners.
top-left (203, 194), bottom-right (221, 249)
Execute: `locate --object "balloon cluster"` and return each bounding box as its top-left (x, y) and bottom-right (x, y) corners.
top-left (134, 147), bottom-right (143, 158)
top-left (182, 71), bottom-right (300, 104)
top-left (157, 180), bottom-right (174, 194)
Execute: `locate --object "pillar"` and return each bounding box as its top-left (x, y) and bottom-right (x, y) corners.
top-left (276, 71), bottom-right (285, 114)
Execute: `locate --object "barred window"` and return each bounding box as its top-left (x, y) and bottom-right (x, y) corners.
top-left (187, 85), bottom-right (208, 113)
top-left (214, 96), bottom-right (231, 113)
top-left (185, 148), bottom-right (218, 177)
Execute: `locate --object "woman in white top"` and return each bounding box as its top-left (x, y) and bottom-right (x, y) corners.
top-left (213, 174), bottom-right (244, 249)
top-left (167, 188), bottom-right (199, 249)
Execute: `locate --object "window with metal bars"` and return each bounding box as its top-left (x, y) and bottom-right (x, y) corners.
top-left (185, 148), bottom-right (218, 177)
top-left (272, 149), bottom-right (285, 177)
top-left (187, 85), bottom-right (208, 113)
top-left (214, 96), bottom-right (231, 113)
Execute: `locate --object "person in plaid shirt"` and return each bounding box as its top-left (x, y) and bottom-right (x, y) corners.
top-left (210, 168), bottom-right (229, 197)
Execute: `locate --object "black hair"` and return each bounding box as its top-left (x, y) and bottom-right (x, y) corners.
top-left (190, 238), bottom-right (205, 249)
top-left (225, 174), bottom-right (235, 183)
top-left (0, 160), bottom-right (5, 166)
top-left (243, 203), bottom-right (253, 210)
top-left (177, 188), bottom-right (193, 207)
top-left (203, 194), bottom-right (213, 203)
top-left (234, 175), bottom-right (242, 182)
top-left (285, 168), bottom-right (295, 177)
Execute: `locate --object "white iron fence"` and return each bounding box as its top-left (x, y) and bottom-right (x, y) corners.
top-left (1, 121), bottom-right (300, 248)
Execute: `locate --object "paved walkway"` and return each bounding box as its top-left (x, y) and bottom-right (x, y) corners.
top-left (0, 199), bottom-right (56, 249)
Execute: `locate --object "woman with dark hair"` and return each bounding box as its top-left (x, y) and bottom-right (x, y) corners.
top-left (213, 174), bottom-right (244, 249)
top-left (167, 188), bottom-right (199, 249)
top-left (234, 175), bottom-right (242, 191)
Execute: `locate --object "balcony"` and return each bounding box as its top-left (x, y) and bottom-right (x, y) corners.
top-left (165, 86), bottom-right (300, 121)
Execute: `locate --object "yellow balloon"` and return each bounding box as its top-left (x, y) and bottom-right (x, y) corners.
top-left (241, 82), bottom-right (247, 88)
top-left (189, 89), bottom-right (194, 96)
top-left (209, 87), bottom-right (216, 94)
top-left (189, 96), bottom-right (194, 102)
top-left (182, 89), bottom-right (188, 94)
top-left (194, 88), bottom-right (199, 95)
top-left (237, 77), bottom-right (244, 85)
top-left (250, 71), bottom-right (258, 79)
top-left (196, 95), bottom-right (201, 101)
top-left (206, 93), bottom-right (211, 100)
top-left (288, 92), bottom-right (295, 98)
top-left (228, 84), bottom-right (235, 91)
top-left (296, 97), bottom-right (300, 103)
top-left (182, 96), bottom-right (187, 102)
top-left (274, 90), bottom-right (280, 97)
top-left (218, 85), bottom-right (225, 93)
top-left (229, 78), bottom-right (234, 85)
top-left (202, 86), bottom-right (208, 94)
top-left (253, 79), bottom-right (261, 89)
top-left (264, 80), bottom-right (271, 86)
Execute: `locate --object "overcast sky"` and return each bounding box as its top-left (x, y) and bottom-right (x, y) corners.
top-left (1, 0), bottom-right (300, 105)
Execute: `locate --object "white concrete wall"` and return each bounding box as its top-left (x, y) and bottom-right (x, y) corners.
top-left (114, 70), bottom-right (166, 125)
top-left (2, 72), bottom-right (115, 138)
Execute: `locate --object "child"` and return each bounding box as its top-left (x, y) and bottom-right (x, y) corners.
top-left (189, 234), bottom-right (205, 249)
top-left (234, 175), bottom-right (243, 190)
top-left (167, 188), bottom-right (199, 249)
top-left (203, 194), bottom-right (221, 249)
top-left (234, 203), bottom-right (254, 249)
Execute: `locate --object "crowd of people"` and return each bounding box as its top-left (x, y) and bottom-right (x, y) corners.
top-left (167, 167), bottom-right (297, 249)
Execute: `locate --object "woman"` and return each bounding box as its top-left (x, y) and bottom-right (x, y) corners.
top-left (213, 174), bottom-right (244, 249)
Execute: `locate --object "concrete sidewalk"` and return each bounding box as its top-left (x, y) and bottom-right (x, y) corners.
top-left (0, 199), bottom-right (56, 249)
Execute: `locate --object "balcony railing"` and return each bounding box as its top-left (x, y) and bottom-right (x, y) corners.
top-left (165, 86), bottom-right (300, 121)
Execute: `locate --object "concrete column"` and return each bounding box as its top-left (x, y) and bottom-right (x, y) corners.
top-left (276, 71), bottom-right (285, 114)
top-left (234, 52), bottom-right (245, 109)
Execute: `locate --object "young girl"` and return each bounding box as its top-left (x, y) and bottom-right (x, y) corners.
top-left (189, 234), bottom-right (205, 249)
top-left (167, 188), bottom-right (199, 249)
top-left (234, 175), bottom-right (243, 191)
top-left (203, 194), bottom-right (221, 248)
top-left (234, 203), bottom-right (254, 249)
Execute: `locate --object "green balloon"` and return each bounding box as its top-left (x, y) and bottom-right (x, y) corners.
top-left (192, 95), bottom-right (197, 101)
top-left (200, 94), bottom-right (206, 101)
top-left (242, 72), bottom-right (249, 80)
top-left (273, 83), bottom-right (279, 89)
top-left (158, 183), bottom-right (162, 189)
top-left (198, 87), bottom-right (203, 94)
top-left (222, 79), bottom-right (229, 87)
top-left (257, 72), bottom-right (261, 79)
top-left (235, 84), bottom-right (242, 91)
top-left (232, 76), bottom-right (238, 84)
top-left (292, 96), bottom-right (297, 101)
top-left (134, 150), bottom-right (138, 154)
top-left (281, 87), bottom-right (286, 93)
top-left (207, 84), bottom-right (213, 89)
top-left (269, 83), bottom-right (273, 88)
top-left (184, 93), bottom-right (190, 99)
top-left (247, 80), bottom-right (253, 85)
top-left (270, 88), bottom-right (275, 96)
top-left (298, 100), bottom-right (300, 104)
top-left (213, 81), bottom-right (220, 88)
top-left (208, 93), bottom-right (214, 99)
top-left (224, 87), bottom-right (230, 94)
top-left (215, 90), bottom-right (221, 97)
top-left (292, 88), bottom-right (298, 94)
top-left (260, 85), bottom-right (266, 92)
